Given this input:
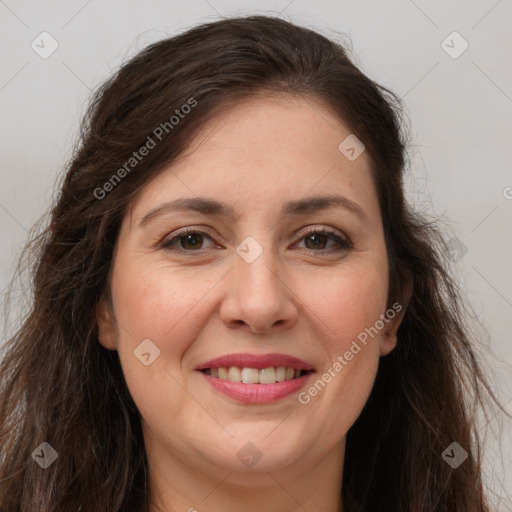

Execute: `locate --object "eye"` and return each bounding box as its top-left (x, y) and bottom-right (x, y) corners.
top-left (160, 227), bottom-right (218, 252)
top-left (160, 226), bottom-right (353, 255)
top-left (294, 227), bottom-right (353, 255)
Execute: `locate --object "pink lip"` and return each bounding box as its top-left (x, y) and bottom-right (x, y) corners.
top-left (199, 371), bottom-right (314, 404)
top-left (196, 352), bottom-right (315, 404)
top-left (196, 352), bottom-right (315, 371)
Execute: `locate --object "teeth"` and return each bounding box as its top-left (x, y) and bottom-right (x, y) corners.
top-left (207, 366), bottom-right (306, 384)
top-left (241, 367), bottom-right (259, 384)
top-left (259, 367), bottom-right (276, 384)
top-left (228, 366), bottom-right (241, 382)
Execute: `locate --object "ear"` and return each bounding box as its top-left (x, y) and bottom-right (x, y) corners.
top-left (380, 274), bottom-right (413, 357)
top-left (96, 296), bottom-right (118, 350)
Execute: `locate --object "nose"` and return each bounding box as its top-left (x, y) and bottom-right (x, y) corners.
top-left (219, 245), bottom-right (299, 335)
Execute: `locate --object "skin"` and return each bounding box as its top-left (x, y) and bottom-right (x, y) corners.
top-left (97, 93), bottom-right (408, 512)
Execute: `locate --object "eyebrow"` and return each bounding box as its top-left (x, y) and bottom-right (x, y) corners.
top-left (138, 194), bottom-right (370, 227)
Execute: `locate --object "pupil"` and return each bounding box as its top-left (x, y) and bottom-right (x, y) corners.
top-left (306, 233), bottom-right (326, 250)
top-left (182, 233), bottom-right (202, 249)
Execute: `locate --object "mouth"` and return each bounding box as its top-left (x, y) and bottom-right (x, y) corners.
top-left (200, 366), bottom-right (312, 384)
top-left (196, 353), bottom-right (315, 404)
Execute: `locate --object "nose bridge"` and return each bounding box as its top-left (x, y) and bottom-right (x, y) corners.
top-left (221, 234), bottom-right (297, 333)
top-left (235, 235), bottom-right (283, 303)
top-left (237, 240), bottom-right (279, 292)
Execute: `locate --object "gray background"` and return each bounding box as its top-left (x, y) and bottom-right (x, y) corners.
top-left (1, 0), bottom-right (511, 508)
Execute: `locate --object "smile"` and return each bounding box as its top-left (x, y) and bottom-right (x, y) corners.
top-left (196, 352), bottom-right (315, 404)
top-left (201, 366), bottom-right (310, 384)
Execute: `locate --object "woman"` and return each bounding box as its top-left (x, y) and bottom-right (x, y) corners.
top-left (0, 14), bottom-right (505, 512)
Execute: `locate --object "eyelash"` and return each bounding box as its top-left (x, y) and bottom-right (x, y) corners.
top-left (160, 227), bottom-right (353, 255)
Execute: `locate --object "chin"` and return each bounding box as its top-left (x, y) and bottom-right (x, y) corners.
top-left (205, 425), bottom-right (306, 473)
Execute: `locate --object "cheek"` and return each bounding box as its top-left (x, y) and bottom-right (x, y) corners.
top-left (295, 260), bottom-right (386, 431)
top-left (305, 260), bottom-right (388, 346)
top-left (297, 288), bottom-right (383, 446)
top-left (111, 260), bottom-right (214, 348)
top-left (302, 346), bottom-right (380, 449)
top-left (108, 255), bottom-right (207, 353)
top-left (108, 261), bottom-right (218, 424)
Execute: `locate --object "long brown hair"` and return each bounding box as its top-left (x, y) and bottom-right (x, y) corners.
top-left (0, 15), bottom-right (506, 511)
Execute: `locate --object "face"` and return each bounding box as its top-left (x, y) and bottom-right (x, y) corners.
top-left (97, 94), bottom-right (405, 488)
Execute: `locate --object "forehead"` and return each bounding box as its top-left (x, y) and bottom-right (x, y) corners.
top-left (126, 94), bottom-right (380, 228)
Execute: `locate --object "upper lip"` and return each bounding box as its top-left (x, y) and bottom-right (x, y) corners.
top-left (196, 353), bottom-right (315, 371)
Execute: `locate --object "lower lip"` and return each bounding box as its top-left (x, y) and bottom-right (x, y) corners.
top-left (199, 371), bottom-right (314, 404)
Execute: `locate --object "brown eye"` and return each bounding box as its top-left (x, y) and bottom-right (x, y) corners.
top-left (303, 232), bottom-right (329, 250)
top-left (177, 232), bottom-right (204, 250)
top-left (160, 227), bottom-right (352, 255)
top-left (161, 228), bottom-right (216, 252)
top-left (296, 229), bottom-right (352, 254)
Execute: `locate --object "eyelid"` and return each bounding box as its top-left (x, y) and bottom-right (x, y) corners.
top-left (297, 225), bottom-right (351, 244)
